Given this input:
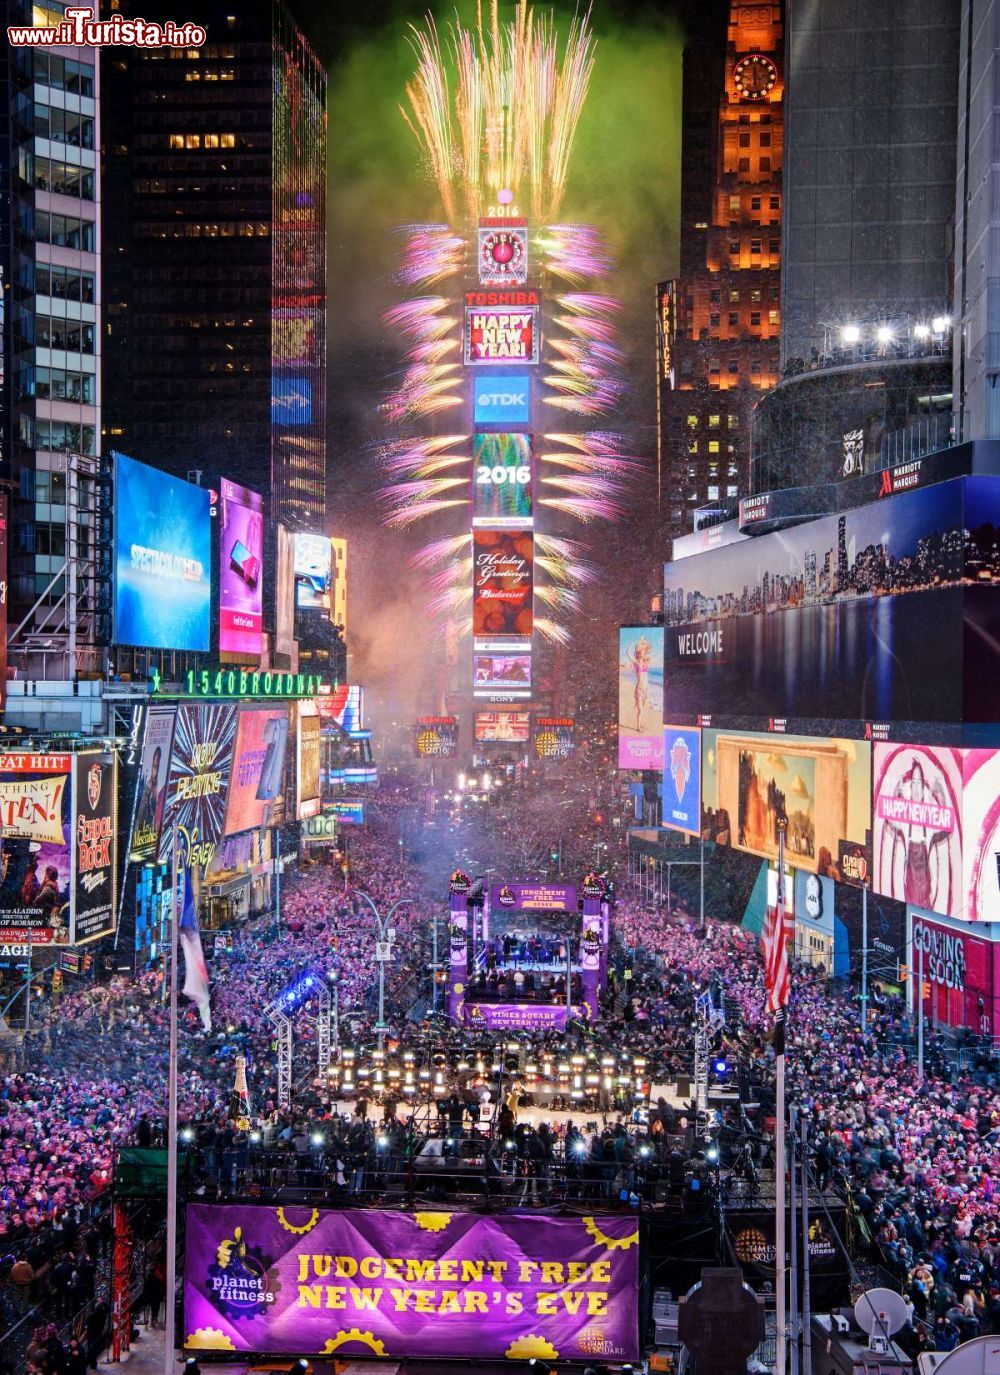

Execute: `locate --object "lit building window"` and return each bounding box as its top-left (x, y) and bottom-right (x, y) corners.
top-left (185, 134), bottom-right (200, 149)
top-left (708, 415), bottom-right (720, 428)
top-left (708, 440), bottom-right (720, 453)
top-left (169, 134), bottom-right (184, 148)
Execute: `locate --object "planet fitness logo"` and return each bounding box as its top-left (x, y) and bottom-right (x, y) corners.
top-left (206, 1226), bottom-right (277, 1319)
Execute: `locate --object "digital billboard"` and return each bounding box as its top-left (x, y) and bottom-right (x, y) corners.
top-left (873, 744), bottom-right (963, 919)
top-left (701, 729), bottom-right (872, 881)
top-left (416, 716), bottom-right (459, 758)
top-left (909, 910), bottom-right (999, 1034)
top-left (158, 704), bottom-right (237, 868)
top-left (130, 705), bottom-right (176, 861)
top-left (294, 532), bottom-right (332, 612)
top-left (182, 1204), bottom-right (639, 1362)
top-left (218, 479), bottom-right (264, 662)
top-left (0, 492), bottom-right (8, 715)
top-left (662, 725), bottom-right (702, 836)
top-left (318, 684), bottom-right (363, 735)
top-left (963, 750), bottom-right (1000, 923)
top-left (473, 433), bottom-right (532, 528)
top-left (662, 476), bottom-right (1000, 724)
top-left (274, 524), bottom-right (297, 661)
top-left (473, 652), bottom-right (531, 697)
top-left (464, 290), bottom-right (540, 365)
top-left (71, 751), bottom-right (117, 946)
top-left (113, 453), bottom-right (212, 652)
top-left (473, 373), bottom-right (531, 427)
top-left (0, 753), bottom-right (72, 945)
top-left (475, 710), bottom-right (531, 744)
top-left (296, 701), bottom-right (321, 820)
top-left (324, 798), bottom-right (365, 825)
top-left (271, 377), bottom-right (312, 426)
top-left (478, 221), bottom-right (528, 286)
top-left (473, 530), bottom-right (533, 643)
top-left (618, 627), bottom-right (664, 770)
top-left (533, 717), bottom-right (575, 760)
top-left (224, 706), bottom-right (290, 837)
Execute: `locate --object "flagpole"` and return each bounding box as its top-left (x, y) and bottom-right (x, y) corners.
top-left (165, 824), bottom-right (179, 1375)
top-left (775, 817), bottom-right (788, 1375)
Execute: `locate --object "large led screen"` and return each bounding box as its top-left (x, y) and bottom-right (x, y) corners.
top-left (157, 704), bottom-right (237, 866)
top-left (618, 627), bottom-right (664, 770)
top-left (534, 717), bottom-right (575, 760)
top-left (472, 530), bottom-right (533, 642)
top-left (218, 479), bottom-right (264, 662)
top-left (130, 705), bottom-right (176, 861)
top-left (113, 453), bottom-right (211, 652)
top-left (662, 725), bottom-right (702, 836)
top-left (475, 710), bottom-right (531, 744)
top-left (224, 706), bottom-right (290, 837)
top-left (873, 743), bottom-right (963, 919)
top-left (661, 476), bottom-right (999, 724)
top-left (182, 1204), bottom-right (639, 1362)
top-left (473, 372), bottom-right (531, 427)
top-left (963, 750), bottom-right (1000, 923)
top-left (473, 652), bottom-right (531, 696)
top-left (416, 717), bottom-right (458, 757)
top-left (464, 291), bottom-right (540, 365)
top-left (296, 701), bottom-right (321, 820)
top-left (71, 751), bottom-right (117, 946)
top-left (294, 532), bottom-right (332, 612)
top-left (473, 434), bottom-right (532, 528)
top-left (702, 729), bottom-right (872, 881)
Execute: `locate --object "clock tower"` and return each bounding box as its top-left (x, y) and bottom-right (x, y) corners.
top-left (656, 0), bottom-right (784, 545)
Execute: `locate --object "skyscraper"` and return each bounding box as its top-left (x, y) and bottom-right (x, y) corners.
top-left (657, 0), bottom-right (783, 544)
top-left (0, 0), bottom-right (102, 681)
top-left (102, 0), bottom-right (326, 531)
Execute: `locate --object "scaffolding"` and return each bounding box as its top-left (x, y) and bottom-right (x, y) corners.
top-left (264, 971), bottom-right (337, 1109)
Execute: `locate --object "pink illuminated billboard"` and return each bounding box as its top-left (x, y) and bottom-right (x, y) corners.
top-left (218, 479), bottom-right (264, 662)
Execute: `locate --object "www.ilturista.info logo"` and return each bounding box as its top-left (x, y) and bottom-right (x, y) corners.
top-left (8, 6), bottom-right (206, 47)
top-left (207, 1227), bottom-right (278, 1320)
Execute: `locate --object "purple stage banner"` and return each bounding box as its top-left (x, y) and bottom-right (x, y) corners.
top-left (461, 1001), bottom-right (582, 1030)
top-left (183, 1204), bottom-right (639, 1362)
top-left (489, 881), bottom-right (578, 911)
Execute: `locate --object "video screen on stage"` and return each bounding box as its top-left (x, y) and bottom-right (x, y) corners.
top-left (416, 717), bottom-right (458, 757)
top-left (182, 1204), bottom-right (639, 1362)
top-left (701, 729), bottom-right (872, 883)
top-left (473, 433), bottom-right (532, 528)
top-left (218, 479), bottom-right (264, 662)
top-left (475, 710), bottom-right (531, 744)
top-left (473, 530), bottom-right (533, 642)
top-left (618, 626), bottom-right (664, 770)
top-left (113, 453), bottom-right (212, 652)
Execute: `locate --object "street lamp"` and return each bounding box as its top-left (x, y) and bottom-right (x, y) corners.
top-left (353, 890), bottom-right (411, 1049)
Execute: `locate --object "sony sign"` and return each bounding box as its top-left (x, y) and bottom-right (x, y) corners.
top-left (473, 372), bottom-right (531, 426)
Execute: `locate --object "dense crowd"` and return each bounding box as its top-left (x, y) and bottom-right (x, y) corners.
top-left (0, 776), bottom-right (999, 1359)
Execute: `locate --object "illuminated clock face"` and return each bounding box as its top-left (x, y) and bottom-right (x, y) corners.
top-left (733, 53), bottom-right (777, 100)
top-left (478, 227), bottom-right (528, 286)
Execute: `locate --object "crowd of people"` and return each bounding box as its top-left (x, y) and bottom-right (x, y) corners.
top-left (0, 773), bottom-right (999, 1361)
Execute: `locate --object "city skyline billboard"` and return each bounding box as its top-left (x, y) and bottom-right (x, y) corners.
top-left (130, 705), bottom-right (176, 861)
top-left (0, 753), bottom-right (72, 946)
top-left (416, 717), bottom-right (459, 757)
top-left (218, 479), bottom-right (264, 662)
top-left (472, 530), bottom-right (533, 643)
top-left (182, 1204), bottom-right (639, 1362)
top-left (113, 453), bottom-right (212, 652)
top-left (618, 626), bottom-right (664, 770)
top-left (475, 710), bottom-right (531, 744)
top-left (873, 743), bottom-right (964, 919)
top-left (224, 706), bottom-right (290, 837)
top-left (294, 531), bottom-right (332, 612)
top-left (702, 729), bottom-right (872, 881)
top-left (70, 751), bottom-right (117, 946)
top-left (661, 476), bottom-right (1000, 724)
top-left (473, 433), bottom-right (533, 528)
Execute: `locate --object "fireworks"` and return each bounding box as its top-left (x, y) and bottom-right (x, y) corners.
top-left (402, 2), bottom-right (596, 222)
top-left (394, 224), bottom-right (466, 287)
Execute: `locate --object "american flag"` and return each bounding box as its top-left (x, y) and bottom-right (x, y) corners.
top-left (762, 873), bottom-right (791, 1045)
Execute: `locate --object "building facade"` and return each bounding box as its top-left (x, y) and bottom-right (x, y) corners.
top-left (0, 0), bottom-right (102, 681)
top-left (102, 0), bottom-right (326, 531)
top-left (658, 0), bottom-right (783, 543)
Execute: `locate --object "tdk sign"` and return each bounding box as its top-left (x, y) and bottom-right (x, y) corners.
top-left (473, 373), bottom-right (530, 426)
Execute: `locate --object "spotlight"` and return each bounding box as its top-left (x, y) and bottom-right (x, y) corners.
top-left (875, 325), bottom-right (892, 344)
top-left (705, 1144), bottom-right (719, 1164)
top-left (310, 1132), bottom-right (324, 1147)
top-left (932, 315), bottom-right (951, 333)
top-left (574, 1141), bottom-right (588, 1157)
top-left (504, 1138), bottom-right (516, 1150)
top-left (184, 1360), bottom-right (201, 1375)
top-left (249, 1131), bottom-right (261, 1144)
top-left (180, 1128), bottom-right (194, 1144)
top-left (639, 1145), bottom-right (651, 1159)
top-left (377, 1134), bottom-right (389, 1148)
top-left (914, 323), bottom-right (930, 339)
top-left (714, 1058), bottom-right (728, 1075)
top-left (840, 324), bottom-right (860, 345)
top-left (289, 1361), bottom-right (309, 1375)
